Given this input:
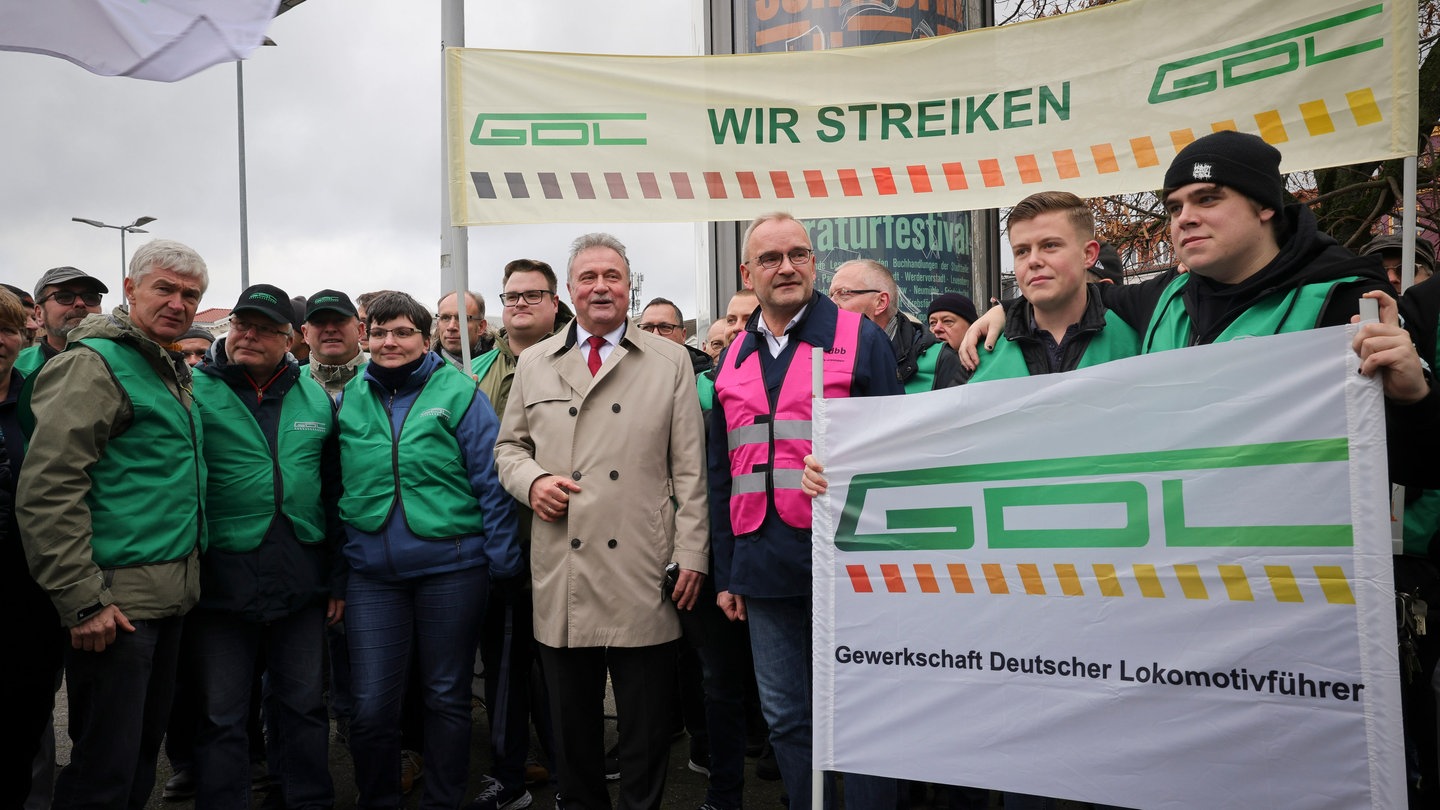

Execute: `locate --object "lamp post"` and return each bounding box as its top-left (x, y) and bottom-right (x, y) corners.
top-left (72, 216), bottom-right (157, 290)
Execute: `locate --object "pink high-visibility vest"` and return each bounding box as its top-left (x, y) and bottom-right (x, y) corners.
top-left (715, 309), bottom-right (861, 535)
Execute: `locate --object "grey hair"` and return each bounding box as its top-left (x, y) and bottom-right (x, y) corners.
top-left (567, 233), bottom-right (631, 281)
top-left (741, 212), bottom-right (806, 262)
top-left (128, 239), bottom-right (209, 293)
top-left (834, 258), bottom-right (897, 316)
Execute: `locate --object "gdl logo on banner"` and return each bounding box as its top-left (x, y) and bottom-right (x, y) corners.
top-left (470, 113), bottom-right (647, 146)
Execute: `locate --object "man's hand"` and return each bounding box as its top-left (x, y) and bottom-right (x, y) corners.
top-left (326, 598), bottom-right (346, 627)
top-left (958, 304), bottom-right (1006, 370)
top-left (71, 604), bottom-right (134, 652)
top-left (529, 474), bottom-right (582, 522)
top-left (672, 569), bottom-right (704, 610)
top-left (717, 590), bottom-right (747, 622)
top-left (1352, 290), bottom-right (1430, 405)
top-left (801, 454), bottom-right (828, 499)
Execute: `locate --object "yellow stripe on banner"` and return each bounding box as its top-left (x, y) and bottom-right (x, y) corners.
top-left (1018, 563), bottom-right (1046, 595)
top-left (1211, 120), bottom-right (1237, 133)
top-left (1169, 128), bottom-right (1195, 153)
top-left (1254, 110), bottom-right (1288, 144)
top-left (948, 563), bottom-right (975, 594)
top-left (1266, 565), bottom-right (1304, 602)
top-left (1174, 565), bottom-right (1209, 599)
top-left (1129, 136), bottom-right (1159, 168)
top-left (1054, 563), bottom-right (1084, 596)
top-left (983, 563), bottom-right (1010, 594)
top-left (1315, 566), bottom-right (1356, 605)
top-left (1134, 564), bottom-right (1165, 598)
top-left (1300, 100), bottom-right (1336, 136)
top-left (1094, 564), bottom-right (1124, 597)
top-left (1346, 88), bottom-right (1382, 126)
top-left (1219, 565), bottom-right (1254, 601)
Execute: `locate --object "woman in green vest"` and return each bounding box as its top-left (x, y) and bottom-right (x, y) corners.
top-left (336, 291), bottom-right (521, 810)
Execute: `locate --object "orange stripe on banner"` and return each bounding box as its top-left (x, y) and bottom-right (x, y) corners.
top-left (948, 563), bottom-right (974, 593)
top-left (915, 564), bottom-right (940, 593)
top-left (829, 30), bottom-right (842, 48)
top-left (770, 170), bottom-right (795, 198)
top-left (1254, 110), bottom-right (1288, 144)
top-left (1300, 100), bottom-right (1336, 136)
top-left (1094, 564), bottom-right (1124, 597)
top-left (1211, 120), bottom-right (1237, 132)
top-left (838, 169), bottom-right (863, 196)
top-left (1091, 144), bottom-right (1119, 174)
top-left (881, 563), bottom-right (906, 593)
top-left (737, 172), bottom-right (761, 199)
top-left (804, 170), bottom-right (828, 197)
top-left (874, 167), bottom-right (898, 195)
top-left (1266, 565), bottom-right (1303, 602)
top-left (1170, 128), bottom-right (1196, 152)
top-left (983, 563), bottom-right (1009, 594)
top-left (942, 162), bottom-right (968, 190)
top-left (1315, 566), bottom-right (1355, 605)
top-left (1129, 136), bottom-right (1159, 168)
top-left (704, 172), bottom-right (727, 199)
top-left (1016, 154), bottom-right (1042, 184)
top-left (979, 159), bottom-right (1005, 187)
top-left (1054, 563), bottom-right (1083, 596)
top-left (754, 22), bottom-right (810, 47)
top-left (907, 165), bottom-right (933, 193)
top-left (1174, 565), bottom-right (1209, 600)
top-left (1134, 564), bottom-right (1165, 598)
top-left (849, 16), bottom-right (910, 33)
top-left (846, 564), bottom-right (872, 593)
top-left (1219, 565), bottom-right (1253, 601)
top-left (1018, 563), bottom-right (1045, 594)
top-left (1053, 149), bottom-right (1080, 179)
top-left (1347, 88), bottom-right (1382, 126)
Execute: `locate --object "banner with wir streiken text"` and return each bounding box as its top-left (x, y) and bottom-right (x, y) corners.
top-left (811, 326), bottom-right (1403, 808)
top-left (445, 0), bottom-right (1418, 224)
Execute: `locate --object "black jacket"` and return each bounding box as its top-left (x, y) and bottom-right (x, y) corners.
top-left (892, 315), bottom-right (962, 389)
top-left (958, 285), bottom-right (1113, 382)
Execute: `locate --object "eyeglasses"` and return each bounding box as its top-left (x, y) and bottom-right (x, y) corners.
top-left (499, 290), bottom-right (553, 307)
top-left (368, 326), bottom-right (421, 341)
top-left (638, 322), bottom-right (681, 335)
top-left (706, 339), bottom-right (726, 350)
top-left (752, 247), bottom-right (814, 271)
top-left (40, 290), bottom-right (102, 307)
top-left (828, 288), bottom-right (881, 302)
top-left (436, 313), bottom-right (480, 324)
top-left (229, 320), bottom-right (291, 339)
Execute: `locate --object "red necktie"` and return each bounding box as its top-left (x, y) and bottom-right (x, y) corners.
top-left (586, 335), bottom-right (605, 375)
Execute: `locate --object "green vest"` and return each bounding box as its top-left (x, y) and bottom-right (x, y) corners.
top-left (902, 342), bottom-right (942, 394)
top-left (1142, 274), bottom-right (1359, 353)
top-left (338, 364), bottom-right (486, 538)
top-left (193, 371), bottom-right (334, 553)
top-left (696, 368), bottom-right (716, 411)
top-left (970, 310), bottom-right (1139, 383)
top-left (73, 337), bottom-right (207, 566)
top-left (14, 344), bottom-right (45, 378)
top-left (470, 348), bottom-right (501, 381)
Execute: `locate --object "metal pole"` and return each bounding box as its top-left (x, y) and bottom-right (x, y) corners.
top-left (441, 0), bottom-right (471, 369)
top-left (238, 60), bottom-right (251, 290)
top-left (120, 227), bottom-right (128, 289)
top-left (1402, 154), bottom-right (1418, 291)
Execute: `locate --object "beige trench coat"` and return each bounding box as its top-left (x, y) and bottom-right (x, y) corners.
top-left (495, 322), bottom-right (709, 649)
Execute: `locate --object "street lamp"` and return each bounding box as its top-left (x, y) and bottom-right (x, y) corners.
top-left (72, 216), bottom-right (157, 290)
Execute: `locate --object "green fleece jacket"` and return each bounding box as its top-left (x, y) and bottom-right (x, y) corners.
top-left (17, 309), bottom-right (202, 627)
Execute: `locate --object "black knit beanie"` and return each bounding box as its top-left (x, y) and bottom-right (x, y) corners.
top-left (1162, 130), bottom-right (1284, 212)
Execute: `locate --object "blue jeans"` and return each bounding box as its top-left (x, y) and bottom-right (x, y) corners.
top-left (347, 566), bottom-right (489, 810)
top-left (189, 605), bottom-right (332, 810)
top-left (746, 596), bottom-right (896, 810)
top-left (54, 615), bottom-right (184, 810)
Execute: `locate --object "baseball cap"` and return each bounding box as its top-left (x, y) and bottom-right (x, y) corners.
top-left (34, 266), bottom-right (109, 300)
top-left (305, 289), bottom-right (357, 321)
top-left (231, 284), bottom-right (293, 326)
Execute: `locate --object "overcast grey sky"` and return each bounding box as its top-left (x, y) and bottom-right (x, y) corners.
top-left (0, 1), bottom-right (706, 322)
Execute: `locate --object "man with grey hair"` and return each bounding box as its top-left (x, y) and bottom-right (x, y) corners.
top-left (435, 289), bottom-right (493, 369)
top-left (19, 238), bottom-right (209, 810)
top-left (15, 265), bottom-right (108, 376)
top-left (828, 258), bottom-right (961, 391)
top-left (496, 231), bottom-right (708, 810)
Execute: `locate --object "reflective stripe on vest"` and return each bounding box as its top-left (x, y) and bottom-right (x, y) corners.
top-left (970, 309), bottom-right (1139, 382)
top-left (715, 309), bottom-right (862, 535)
top-left (193, 372), bottom-right (334, 553)
top-left (337, 363), bottom-right (486, 538)
top-left (1142, 274), bottom-right (1359, 352)
top-left (74, 337), bottom-right (207, 566)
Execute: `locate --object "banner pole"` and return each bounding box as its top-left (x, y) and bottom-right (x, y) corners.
top-left (811, 345), bottom-right (824, 810)
top-left (441, 0), bottom-right (471, 369)
top-left (1402, 154), bottom-right (1418, 291)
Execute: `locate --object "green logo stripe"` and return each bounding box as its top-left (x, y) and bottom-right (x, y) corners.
top-left (470, 113), bottom-right (647, 146)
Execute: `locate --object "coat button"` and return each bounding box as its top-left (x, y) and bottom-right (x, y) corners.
top-left (572, 471), bottom-right (582, 481)
top-left (611, 403), bottom-right (621, 413)
top-left (569, 406), bottom-right (578, 416)
top-left (609, 470), bottom-right (619, 480)
top-left (570, 538), bottom-right (581, 549)
top-left (607, 538), bottom-right (617, 549)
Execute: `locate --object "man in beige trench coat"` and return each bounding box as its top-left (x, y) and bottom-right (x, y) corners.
top-left (495, 232), bottom-right (709, 810)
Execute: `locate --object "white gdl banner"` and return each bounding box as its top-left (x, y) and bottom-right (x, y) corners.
top-left (812, 326), bottom-right (1402, 809)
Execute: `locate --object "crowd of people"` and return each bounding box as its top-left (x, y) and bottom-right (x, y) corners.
top-left (3, 129), bottom-right (1438, 810)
